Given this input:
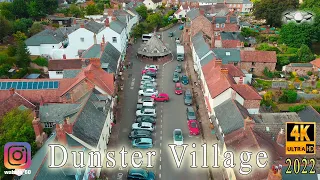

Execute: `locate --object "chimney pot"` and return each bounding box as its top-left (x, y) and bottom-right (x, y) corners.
top-left (111, 16), bottom-right (117, 21)
top-left (32, 118), bottom-right (43, 137)
top-left (226, 15), bottom-right (230, 23)
top-left (200, 9), bottom-right (205, 15)
top-left (63, 54), bottom-right (66, 59)
top-left (90, 58), bottom-right (101, 68)
top-left (276, 128), bottom-right (286, 146)
top-left (220, 68), bottom-right (228, 75)
top-left (105, 18), bottom-right (110, 27)
top-left (215, 60), bottom-right (222, 68)
top-left (9, 88), bottom-right (15, 95)
top-left (73, 18), bottom-right (77, 25)
top-left (80, 23), bottom-right (84, 28)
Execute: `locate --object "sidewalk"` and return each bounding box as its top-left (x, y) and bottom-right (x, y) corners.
top-left (184, 45), bottom-right (225, 180)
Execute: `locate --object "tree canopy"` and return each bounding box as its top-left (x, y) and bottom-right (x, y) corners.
top-left (279, 22), bottom-right (313, 48)
top-left (135, 5), bottom-right (148, 19)
top-left (297, 44), bottom-right (315, 62)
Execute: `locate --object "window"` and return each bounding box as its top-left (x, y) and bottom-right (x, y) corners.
top-left (112, 37), bottom-right (117, 43)
top-left (179, 15), bottom-right (182, 18)
top-left (221, 23), bottom-right (225, 28)
top-left (216, 23), bottom-right (220, 28)
top-left (251, 62), bottom-right (256, 66)
top-left (56, 71), bottom-right (63, 74)
top-left (45, 122), bottom-right (55, 128)
top-left (234, 62), bottom-right (238, 66)
top-left (80, 37), bottom-right (84, 42)
top-left (214, 32), bottom-right (219, 36)
top-left (250, 68), bottom-right (254, 72)
top-left (237, 4), bottom-right (240, 7)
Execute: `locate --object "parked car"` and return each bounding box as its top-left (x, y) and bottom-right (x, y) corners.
top-left (188, 120), bottom-right (200, 135)
top-left (140, 81), bottom-right (157, 88)
top-left (143, 70), bottom-right (157, 78)
top-left (142, 68), bottom-right (157, 75)
top-left (138, 97), bottom-right (154, 104)
top-left (136, 108), bottom-right (157, 117)
top-left (140, 83), bottom-right (156, 90)
top-left (175, 37), bottom-right (180, 44)
top-left (137, 102), bottom-right (155, 110)
top-left (179, 25), bottom-right (184, 30)
top-left (141, 75), bottom-right (155, 82)
top-left (138, 88), bottom-right (158, 96)
top-left (186, 107), bottom-right (196, 120)
top-left (184, 89), bottom-right (193, 105)
top-left (132, 138), bottom-right (153, 149)
top-left (151, 93), bottom-right (169, 102)
top-left (127, 168), bottom-right (155, 180)
top-left (169, 32), bottom-right (174, 37)
top-left (175, 82), bottom-right (183, 95)
top-left (128, 130), bottom-right (152, 139)
top-left (173, 129), bottom-right (183, 145)
top-left (136, 116), bottom-right (156, 124)
top-left (145, 65), bottom-right (158, 71)
top-left (173, 72), bottom-right (180, 82)
top-left (181, 75), bottom-right (189, 85)
top-left (175, 64), bottom-right (182, 73)
top-left (132, 122), bottom-right (155, 131)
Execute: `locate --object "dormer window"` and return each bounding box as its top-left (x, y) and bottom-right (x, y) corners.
top-left (215, 32), bottom-right (219, 36)
top-left (216, 23), bottom-right (220, 28)
top-left (143, 48), bottom-right (147, 52)
top-left (164, 48), bottom-right (167, 52)
top-left (221, 23), bottom-right (225, 28)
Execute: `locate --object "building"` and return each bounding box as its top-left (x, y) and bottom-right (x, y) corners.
top-left (298, 105), bottom-right (320, 123)
top-left (218, 31), bottom-right (244, 48)
top-left (137, 35), bottom-right (171, 60)
top-left (240, 50), bottom-right (277, 75)
top-left (212, 48), bottom-right (241, 65)
top-left (310, 58), bottom-right (320, 75)
top-left (48, 58), bottom-right (83, 79)
top-left (282, 63), bottom-right (315, 76)
top-left (143, 0), bottom-right (162, 10)
top-left (47, 16), bottom-right (74, 27)
top-left (212, 14), bottom-right (239, 32)
top-left (174, 4), bottom-right (191, 19)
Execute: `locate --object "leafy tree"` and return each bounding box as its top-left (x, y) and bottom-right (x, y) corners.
top-left (0, 108), bottom-right (37, 179)
top-left (263, 67), bottom-right (274, 78)
top-left (69, 4), bottom-right (83, 17)
top-left (279, 90), bottom-right (297, 103)
top-left (279, 22), bottom-right (313, 48)
top-left (28, 0), bottom-right (46, 19)
top-left (0, 16), bottom-right (12, 43)
top-left (147, 13), bottom-right (163, 29)
top-left (13, 31), bottom-right (27, 42)
top-left (135, 5), bottom-right (148, 19)
top-left (16, 41), bottom-right (31, 68)
top-left (33, 57), bottom-right (48, 67)
top-left (45, 0), bottom-right (59, 15)
top-left (241, 27), bottom-right (259, 37)
top-left (0, 2), bottom-right (14, 20)
top-left (300, 0), bottom-right (320, 9)
top-left (276, 55), bottom-right (290, 70)
top-left (297, 44), bottom-right (315, 62)
top-left (96, 3), bottom-right (105, 12)
top-left (13, 18), bottom-right (33, 34)
top-left (256, 43), bottom-right (280, 53)
top-left (12, 0), bottom-right (29, 18)
top-left (7, 45), bottom-right (17, 57)
top-left (289, 104), bottom-right (306, 112)
top-left (253, 0), bottom-right (299, 27)
top-left (86, 4), bottom-right (99, 15)
top-left (29, 22), bottom-right (44, 36)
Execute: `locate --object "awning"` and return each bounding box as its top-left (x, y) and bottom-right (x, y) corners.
top-left (205, 96), bottom-right (212, 113)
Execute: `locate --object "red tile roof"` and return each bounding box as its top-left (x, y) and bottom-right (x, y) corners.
top-left (222, 40), bottom-right (240, 48)
top-left (232, 84), bottom-right (262, 100)
top-left (48, 59), bottom-right (83, 71)
top-left (174, 9), bottom-right (182, 14)
top-left (310, 58), bottom-right (320, 68)
top-left (181, 4), bottom-right (188, 10)
top-left (191, 15), bottom-right (213, 37)
top-left (0, 92), bottom-right (36, 117)
top-left (221, 64), bottom-right (244, 77)
top-left (214, 24), bottom-right (239, 32)
top-left (240, 51), bottom-right (277, 63)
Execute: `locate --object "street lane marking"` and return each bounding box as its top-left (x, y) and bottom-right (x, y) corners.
top-left (161, 125), bottom-right (162, 128)
top-left (159, 174), bottom-right (161, 179)
top-left (160, 156), bottom-right (161, 161)
top-left (160, 136), bottom-right (162, 140)
top-left (160, 142), bottom-right (162, 147)
top-left (159, 165), bottom-right (162, 170)
top-left (160, 149), bottom-right (162, 154)
top-left (161, 119), bottom-right (163, 123)
top-left (160, 115), bottom-right (163, 118)
top-left (161, 110), bottom-right (163, 113)
top-left (160, 131), bottom-right (162, 135)
top-left (155, 133), bottom-right (156, 136)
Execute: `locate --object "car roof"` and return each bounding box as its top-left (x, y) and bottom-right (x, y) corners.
top-left (144, 108), bottom-right (155, 112)
top-left (129, 168), bottom-right (146, 174)
top-left (141, 122), bottom-right (153, 126)
top-left (175, 83), bottom-right (182, 86)
top-left (139, 138), bottom-right (153, 143)
top-left (187, 107), bottom-right (194, 111)
top-left (158, 93), bottom-right (167, 96)
top-left (185, 89), bottom-right (191, 94)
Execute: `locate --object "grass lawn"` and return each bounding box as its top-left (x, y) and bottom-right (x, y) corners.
top-left (317, 81), bottom-right (320, 89)
top-left (277, 103), bottom-right (320, 111)
top-left (255, 79), bottom-right (272, 89)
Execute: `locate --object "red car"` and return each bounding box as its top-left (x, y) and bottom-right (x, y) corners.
top-left (142, 68), bottom-right (157, 75)
top-left (151, 93), bottom-right (169, 102)
top-left (175, 83), bottom-right (182, 95)
top-left (188, 120), bottom-right (200, 135)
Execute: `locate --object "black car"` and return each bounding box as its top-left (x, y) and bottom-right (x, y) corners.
top-left (136, 116), bottom-right (156, 124)
top-left (128, 130), bottom-right (152, 139)
top-left (144, 70), bottom-right (157, 78)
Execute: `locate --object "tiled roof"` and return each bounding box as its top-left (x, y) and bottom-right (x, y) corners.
top-left (214, 24), bottom-right (239, 31)
top-left (138, 35), bottom-right (171, 57)
top-left (232, 84), bottom-right (262, 100)
top-left (84, 20), bottom-right (105, 34)
top-left (82, 44), bottom-right (101, 58)
top-left (240, 50), bottom-right (277, 63)
top-left (191, 15), bottom-right (213, 37)
top-left (48, 59), bottom-right (83, 71)
top-left (212, 48), bottom-right (241, 64)
top-left (222, 40), bottom-right (240, 48)
top-left (220, 31), bottom-right (244, 41)
top-left (310, 58), bottom-right (320, 68)
top-left (191, 32), bottom-right (211, 59)
top-left (214, 98), bottom-right (245, 134)
top-left (288, 63), bottom-right (313, 67)
top-left (200, 52), bottom-right (215, 66)
top-left (151, 0), bottom-right (162, 3)
top-left (214, 16), bottom-right (237, 24)
top-left (225, 127), bottom-right (259, 152)
top-left (39, 103), bottom-right (81, 123)
top-left (298, 105), bottom-right (320, 123)
top-left (100, 42), bottom-right (121, 73)
top-left (175, 9), bottom-right (182, 14)
top-left (110, 20), bottom-right (126, 34)
top-left (252, 113), bottom-right (302, 124)
top-left (58, 25), bottom-right (80, 36)
top-left (186, 8), bottom-right (200, 20)
top-left (25, 29), bottom-right (66, 46)
top-left (221, 64), bottom-right (244, 77)
top-left (0, 92), bottom-right (36, 117)
top-left (63, 69), bottom-right (81, 78)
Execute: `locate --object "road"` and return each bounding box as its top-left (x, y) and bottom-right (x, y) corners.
top-left (107, 24), bottom-right (208, 180)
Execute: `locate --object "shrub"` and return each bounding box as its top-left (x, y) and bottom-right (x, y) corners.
top-left (11, 68), bottom-right (28, 79)
top-left (289, 104), bottom-right (306, 112)
top-left (7, 45), bottom-right (17, 57)
top-left (28, 68), bottom-right (41, 74)
top-left (172, 18), bottom-right (178, 24)
top-left (299, 77), bottom-right (304, 81)
top-left (181, 17), bottom-right (186, 22)
top-left (307, 71), bottom-right (313, 76)
top-left (33, 57), bottom-right (48, 67)
top-left (263, 67), bottom-right (274, 78)
top-left (279, 90), bottom-right (297, 103)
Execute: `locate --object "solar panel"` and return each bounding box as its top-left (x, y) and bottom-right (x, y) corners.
top-left (38, 82), bottom-right (43, 89)
top-left (53, 81), bottom-right (58, 88)
top-left (17, 82), bottom-right (22, 89)
top-left (27, 82), bottom-right (33, 89)
top-left (7, 82), bottom-right (12, 89)
top-left (43, 82), bottom-right (48, 89)
top-left (49, 81), bottom-right (54, 89)
top-left (0, 81), bottom-right (60, 90)
top-left (11, 82), bottom-right (17, 89)
top-left (22, 82), bottom-right (27, 90)
top-left (32, 82), bottom-right (38, 89)
top-left (0, 82), bottom-right (5, 90)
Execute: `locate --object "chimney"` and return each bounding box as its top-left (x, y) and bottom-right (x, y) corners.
top-left (239, 76), bottom-right (244, 84)
top-left (215, 60), bottom-right (222, 68)
top-left (32, 117), bottom-right (43, 137)
top-left (220, 68), bottom-right (228, 76)
top-left (212, 16), bottom-right (216, 24)
top-left (94, 34), bottom-right (97, 44)
top-left (102, 35), bottom-right (105, 43)
top-left (100, 42), bottom-right (105, 51)
top-left (90, 58), bottom-right (101, 68)
top-left (80, 23), bottom-right (84, 28)
top-left (105, 18), bottom-right (110, 27)
top-left (226, 14), bottom-right (230, 23)
top-left (63, 54), bottom-right (66, 59)
top-left (276, 128), bottom-right (285, 146)
top-left (9, 88), bottom-right (15, 95)
top-left (200, 9), bottom-right (204, 15)
top-left (211, 35), bottom-right (215, 48)
top-left (73, 18), bottom-right (77, 25)
top-left (111, 16), bottom-right (117, 21)
top-left (224, 0), bottom-right (226, 4)
top-left (85, 69), bottom-right (94, 79)
top-left (63, 118), bottom-right (73, 134)
top-left (56, 124), bottom-right (67, 145)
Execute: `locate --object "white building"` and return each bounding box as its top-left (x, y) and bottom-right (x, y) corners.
top-left (174, 5), bottom-right (190, 19)
top-left (143, 0), bottom-right (162, 10)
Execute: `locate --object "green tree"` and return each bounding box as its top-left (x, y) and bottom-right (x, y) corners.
top-left (45, 0), bottom-right (59, 15)
top-left (16, 41), bottom-right (31, 68)
top-left (13, 18), bottom-right (33, 34)
top-left (300, 0), bottom-right (320, 9)
top-left (253, 0), bottom-right (299, 27)
top-left (279, 90), bottom-right (297, 103)
top-left (7, 45), bottom-right (17, 57)
top-left (0, 16), bottom-right (12, 43)
top-left (279, 22), bottom-right (313, 48)
top-left (13, 31), bottom-right (27, 42)
top-left (29, 22), bottom-right (44, 36)
top-left (135, 5), bottom-right (148, 19)
top-left (28, 0), bottom-right (46, 19)
top-left (276, 55), bottom-right (290, 70)
top-left (147, 13), bottom-right (163, 29)
top-left (86, 4), bottom-right (99, 15)
top-left (0, 2), bottom-right (14, 20)
top-left (96, 2), bottom-right (105, 12)
top-left (240, 27), bottom-right (259, 37)
top-left (297, 44), bottom-right (315, 62)
top-left (12, 0), bottom-right (29, 18)
top-left (69, 4), bottom-right (83, 17)
top-left (0, 108), bottom-right (37, 179)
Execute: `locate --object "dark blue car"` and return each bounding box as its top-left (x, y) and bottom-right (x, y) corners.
top-left (127, 168), bottom-right (155, 180)
top-left (181, 75), bottom-right (189, 85)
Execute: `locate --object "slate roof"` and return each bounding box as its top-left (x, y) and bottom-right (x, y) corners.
top-left (212, 48), bottom-right (241, 64)
top-left (48, 59), bottom-right (83, 71)
top-left (58, 25), bottom-right (81, 36)
top-left (82, 44), bottom-right (101, 58)
top-left (220, 31), bottom-right (244, 41)
top-left (288, 63), bottom-right (313, 67)
top-left (126, 1), bottom-right (143, 9)
top-left (117, 15), bottom-right (128, 25)
top-left (25, 29), bottom-right (66, 46)
top-left (186, 8), bottom-right (200, 20)
top-left (0, 92), bottom-right (36, 118)
top-left (240, 50), bottom-right (277, 63)
top-left (84, 20), bottom-right (105, 34)
top-left (151, 0), bottom-right (162, 3)
top-left (214, 17), bottom-right (237, 24)
top-left (110, 20), bottom-right (126, 34)
top-left (298, 105), bottom-right (320, 123)
top-left (73, 91), bottom-right (111, 147)
top-left (200, 52), bottom-right (215, 66)
top-left (138, 35), bottom-right (171, 57)
top-left (39, 103), bottom-right (81, 123)
top-left (191, 32), bottom-right (211, 59)
top-left (100, 42), bottom-right (121, 73)
top-left (63, 69), bottom-right (82, 78)
top-left (214, 98), bottom-right (245, 134)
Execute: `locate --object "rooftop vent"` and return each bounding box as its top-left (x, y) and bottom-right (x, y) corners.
top-left (226, 52), bottom-right (230, 56)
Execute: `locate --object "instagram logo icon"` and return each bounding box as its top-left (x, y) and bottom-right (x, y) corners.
top-left (4, 142), bottom-right (31, 169)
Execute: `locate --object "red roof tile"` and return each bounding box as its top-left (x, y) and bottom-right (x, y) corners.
top-left (191, 15), bottom-right (213, 37)
top-left (221, 64), bottom-right (244, 77)
top-left (0, 92), bottom-right (36, 117)
top-left (174, 9), bottom-right (182, 14)
top-left (222, 40), bottom-right (240, 48)
top-left (181, 4), bottom-right (188, 10)
top-left (240, 50), bottom-right (277, 63)
top-left (214, 24), bottom-right (239, 32)
top-left (232, 84), bottom-right (262, 100)
top-left (48, 59), bottom-right (83, 71)
top-left (310, 58), bottom-right (320, 68)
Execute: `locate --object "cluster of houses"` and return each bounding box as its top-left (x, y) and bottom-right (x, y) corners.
top-left (182, 4), bottom-right (320, 180)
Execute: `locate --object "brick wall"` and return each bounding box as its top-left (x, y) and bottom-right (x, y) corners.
top-left (240, 62), bottom-right (276, 76)
top-left (284, 66), bottom-right (315, 76)
top-left (243, 99), bottom-right (261, 109)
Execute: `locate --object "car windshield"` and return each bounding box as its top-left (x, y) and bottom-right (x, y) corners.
top-left (176, 87), bottom-right (181, 90)
top-left (142, 170), bottom-right (148, 178)
top-left (191, 122), bottom-right (197, 128)
top-left (186, 95), bottom-right (192, 100)
top-left (189, 111), bottom-right (195, 116)
top-left (135, 138), bottom-right (141, 143)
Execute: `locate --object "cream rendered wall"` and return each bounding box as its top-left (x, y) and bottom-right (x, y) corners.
top-left (49, 71), bottom-right (63, 79)
top-left (212, 88), bottom-right (233, 108)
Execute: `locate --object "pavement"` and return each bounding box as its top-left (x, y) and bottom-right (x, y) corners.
top-left (105, 24), bottom-right (209, 180)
